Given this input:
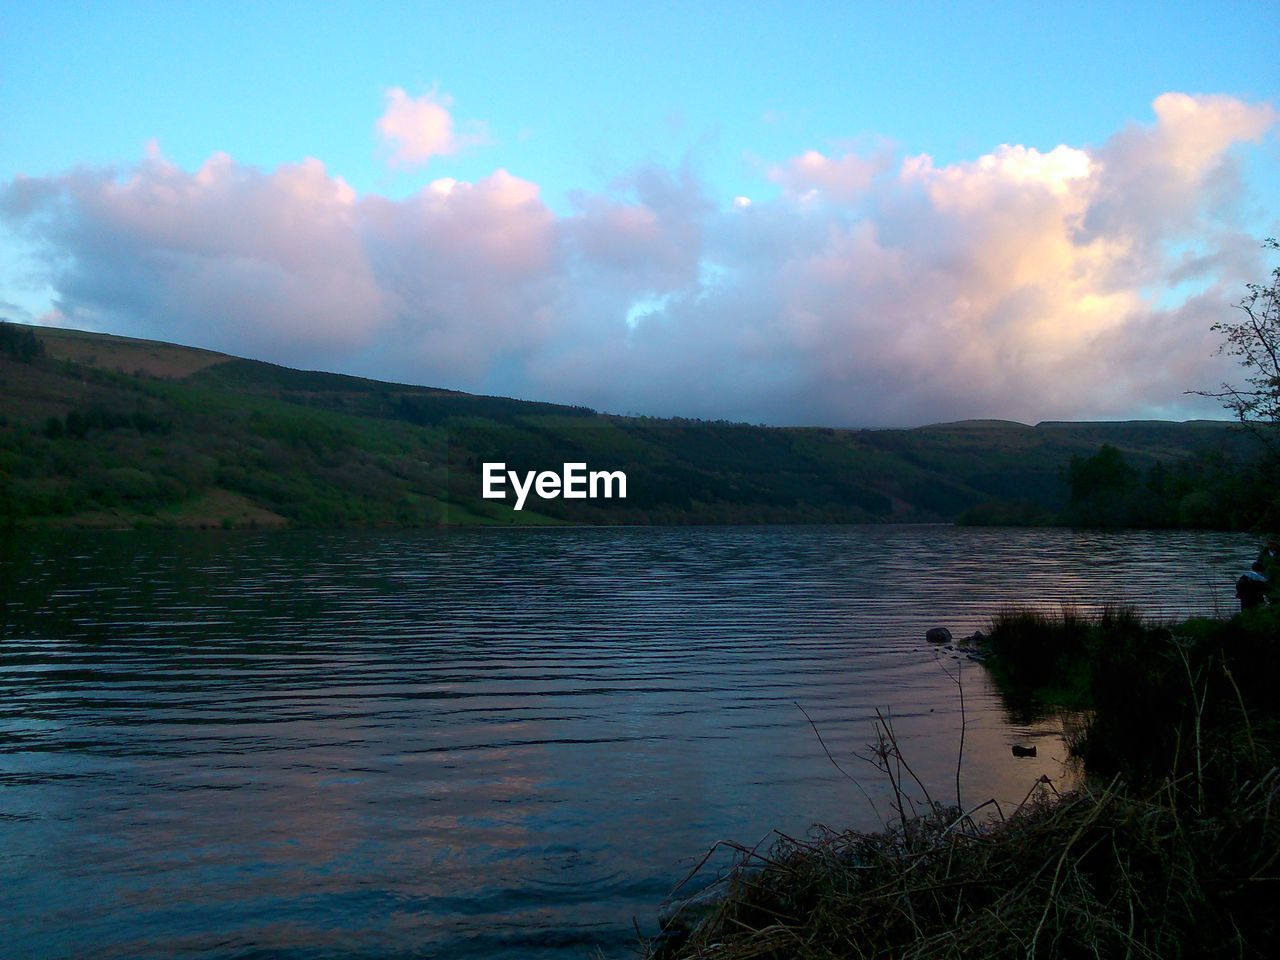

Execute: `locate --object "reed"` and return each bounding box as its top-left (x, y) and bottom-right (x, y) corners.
top-left (651, 767), bottom-right (1279, 959)
top-left (649, 605), bottom-right (1280, 959)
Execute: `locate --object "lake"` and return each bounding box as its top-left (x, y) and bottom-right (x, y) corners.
top-left (0, 525), bottom-right (1256, 959)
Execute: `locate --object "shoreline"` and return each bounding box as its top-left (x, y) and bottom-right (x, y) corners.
top-left (647, 603), bottom-right (1280, 958)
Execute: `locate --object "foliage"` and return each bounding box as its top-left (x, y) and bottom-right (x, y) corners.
top-left (954, 498), bottom-right (1051, 526)
top-left (1195, 238), bottom-right (1280, 530)
top-left (1201, 238), bottom-right (1280, 439)
top-left (983, 603), bottom-right (1280, 789)
top-left (0, 320), bottom-right (45, 363)
top-left (962, 440), bottom-right (1269, 531)
top-left (1068, 442), bottom-right (1136, 500)
top-left (0, 323), bottom-right (1264, 529)
top-left (1060, 443), bottom-right (1263, 529)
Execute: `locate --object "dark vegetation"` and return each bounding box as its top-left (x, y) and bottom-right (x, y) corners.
top-left (0, 322), bottom-right (1260, 529)
top-left (652, 605), bottom-right (1280, 959)
top-left (957, 439), bottom-right (1276, 529)
top-left (0, 321), bottom-right (45, 363)
top-left (984, 604), bottom-right (1280, 785)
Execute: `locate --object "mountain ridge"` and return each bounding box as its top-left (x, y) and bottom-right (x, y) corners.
top-left (0, 321), bottom-right (1253, 529)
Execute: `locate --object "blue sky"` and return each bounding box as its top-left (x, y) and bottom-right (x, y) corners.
top-left (2, 1), bottom-right (1278, 425)
top-left (5, 2), bottom-right (1275, 204)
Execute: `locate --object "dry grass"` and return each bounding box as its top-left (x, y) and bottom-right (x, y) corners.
top-left (34, 488), bottom-right (290, 530)
top-left (653, 767), bottom-right (1279, 959)
top-left (653, 708), bottom-right (1280, 960)
top-left (34, 326), bottom-right (229, 379)
top-left (651, 608), bottom-right (1280, 959)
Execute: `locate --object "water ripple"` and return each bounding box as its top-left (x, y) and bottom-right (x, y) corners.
top-left (0, 525), bottom-right (1256, 959)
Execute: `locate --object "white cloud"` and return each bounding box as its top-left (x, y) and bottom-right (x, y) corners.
top-left (375, 87), bottom-right (489, 168)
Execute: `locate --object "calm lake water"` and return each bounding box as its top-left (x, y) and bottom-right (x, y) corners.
top-left (0, 525), bottom-right (1257, 959)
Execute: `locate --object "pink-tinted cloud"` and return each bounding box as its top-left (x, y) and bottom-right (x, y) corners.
top-left (360, 169), bottom-right (560, 378)
top-left (2, 93), bottom-right (1276, 426)
top-left (375, 87), bottom-right (489, 168)
top-left (567, 166), bottom-right (711, 294)
top-left (2, 150), bottom-right (386, 361)
top-left (768, 148), bottom-right (889, 202)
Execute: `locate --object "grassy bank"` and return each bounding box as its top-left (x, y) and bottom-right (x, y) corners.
top-left (650, 605), bottom-right (1280, 958)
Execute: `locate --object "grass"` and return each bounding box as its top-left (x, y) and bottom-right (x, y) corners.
top-left (985, 603), bottom-right (1280, 786)
top-left (35, 325), bottom-right (229, 378)
top-left (653, 774), bottom-right (1279, 959)
top-left (981, 603), bottom-right (1145, 705)
top-left (649, 605), bottom-right (1280, 959)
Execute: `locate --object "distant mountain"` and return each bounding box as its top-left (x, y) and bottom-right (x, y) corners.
top-left (0, 322), bottom-right (1253, 529)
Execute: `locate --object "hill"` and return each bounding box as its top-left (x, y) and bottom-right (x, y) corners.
top-left (0, 321), bottom-right (1255, 529)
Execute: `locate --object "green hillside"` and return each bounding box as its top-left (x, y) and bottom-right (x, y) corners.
top-left (0, 321), bottom-right (1256, 529)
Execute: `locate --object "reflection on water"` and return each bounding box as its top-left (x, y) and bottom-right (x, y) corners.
top-left (0, 526), bottom-right (1255, 959)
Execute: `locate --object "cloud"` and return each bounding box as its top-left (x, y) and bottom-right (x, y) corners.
top-left (3, 151), bottom-right (387, 362)
top-left (359, 168), bottom-right (560, 377)
top-left (376, 87), bottom-right (489, 168)
top-left (769, 148), bottom-right (889, 202)
top-left (2, 93), bottom-right (1276, 426)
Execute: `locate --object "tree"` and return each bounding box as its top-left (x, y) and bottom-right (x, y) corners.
top-left (1196, 238), bottom-right (1280, 530)
top-left (1068, 444), bottom-right (1138, 504)
top-left (0, 320), bottom-right (46, 363)
top-left (1200, 238), bottom-right (1280, 443)
top-left (1063, 444), bottom-right (1143, 527)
